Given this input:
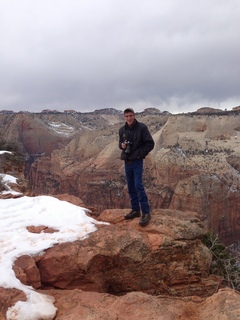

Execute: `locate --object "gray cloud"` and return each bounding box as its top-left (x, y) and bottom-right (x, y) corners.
top-left (0, 0), bottom-right (239, 113)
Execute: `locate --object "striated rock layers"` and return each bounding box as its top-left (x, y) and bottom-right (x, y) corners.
top-left (26, 111), bottom-right (240, 245)
top-left (1, 206), bottom-right (239, 319)
top-left (0, 109), bottom-right (239, 245)
top-left (0, 112), bottom-right (73, 155)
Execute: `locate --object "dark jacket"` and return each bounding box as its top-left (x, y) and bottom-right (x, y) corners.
top-left (119, 119), bottom-right (154, 161)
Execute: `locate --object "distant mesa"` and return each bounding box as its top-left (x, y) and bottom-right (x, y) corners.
top-left (141, 107), bottom-right (163, 115)
top-left (0, 110), bottom-right (14, 114)
top-left (196, 107), bottom-right (224, 113)
top-left (64, 110), bottom-right (77, 113)
top-left (0, 105), bottom-right (239, 115)
top-left (94, 108), bottom-right (123, 115)
top-left (232, 105), bottom-right (240, 111)
top-left (41, 109), bottom-right (61, 114)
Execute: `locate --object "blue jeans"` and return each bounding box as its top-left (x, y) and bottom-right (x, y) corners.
top-left (125, 159), bottom-right (150, 214)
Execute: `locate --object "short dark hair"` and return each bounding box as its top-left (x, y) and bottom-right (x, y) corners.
top-left (124, 108), bottom-right (135, 114)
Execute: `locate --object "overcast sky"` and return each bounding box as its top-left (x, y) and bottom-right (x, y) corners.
top-left (0, 0), bottom-right (239, 114)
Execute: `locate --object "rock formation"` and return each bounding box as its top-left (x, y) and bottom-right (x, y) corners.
top-left (0, 108), bottom-right (239, 246)
top-left (0, 173), bottom-right (239, 319)
top-left (26, 110), bottom-right (240, 245)
top-left (25, 209), bottom-right (219, 297)
top-left (0, 200), bottom-right (240, 319)
top-left (1, 285), bottom-right (240, 320)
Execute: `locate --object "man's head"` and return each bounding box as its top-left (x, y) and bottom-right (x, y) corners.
top-left (124, 108), bottom-right (135, 126)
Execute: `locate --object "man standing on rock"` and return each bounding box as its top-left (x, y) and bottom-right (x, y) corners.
top-left (119, 108), bottom-right (155, 226)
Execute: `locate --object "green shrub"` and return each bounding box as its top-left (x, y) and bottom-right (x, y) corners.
top-left (202, 231), bottom-right (240, 291)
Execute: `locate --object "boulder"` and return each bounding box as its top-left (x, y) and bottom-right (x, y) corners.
top-left (17, 209), bottom-right (221, 297)
top-left (0, 209), bottom-right (238, 320)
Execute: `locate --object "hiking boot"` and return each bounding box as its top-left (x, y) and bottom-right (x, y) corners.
top-left (139, 213), bottom-right (151, 226)
top-left (124, 210), bottom-right (141, 220)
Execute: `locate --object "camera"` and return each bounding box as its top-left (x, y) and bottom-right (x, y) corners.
top-left (124, 140), bottom-right (133, 154)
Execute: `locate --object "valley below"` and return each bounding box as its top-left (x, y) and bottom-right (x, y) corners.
top-left (0, 107), bottom-right (240, 319)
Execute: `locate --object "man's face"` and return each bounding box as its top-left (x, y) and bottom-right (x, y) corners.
top-left (124, 112), bottom-right (135, 126)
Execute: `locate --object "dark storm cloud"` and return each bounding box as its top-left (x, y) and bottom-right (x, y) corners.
top-left (0, 0), bottom-right (239, 113)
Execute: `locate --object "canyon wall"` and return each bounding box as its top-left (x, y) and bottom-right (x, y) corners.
top-left (1, 109), bottom-right (239, 245)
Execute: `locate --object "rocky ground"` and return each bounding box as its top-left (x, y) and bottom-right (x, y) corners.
top-left (0, 108), bottom-right (240, 319)
top-left (0, 196), bottom-right (239, 319)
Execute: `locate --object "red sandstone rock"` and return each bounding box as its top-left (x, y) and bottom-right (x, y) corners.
top-left (15, 209), bottom-right (221, 297)
top-left (27, 225), bottom-right (58, 234)
top-left (0, 208), bottom-right (238, 319)
top-left (41, 287), bottom-right (240, 320)
top-left (0, 288), bottom-right (26, 319)
top-left (13, 255), bottom-right (41, 289)
top-left (1, 287), bottom-right (239, 320)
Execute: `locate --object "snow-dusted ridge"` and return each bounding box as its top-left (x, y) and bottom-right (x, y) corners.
top-left (47, 121), bottom-right (75, 136)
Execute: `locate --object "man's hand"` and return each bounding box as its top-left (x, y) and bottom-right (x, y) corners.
top-left (121, 141), bottom-right (127, 150)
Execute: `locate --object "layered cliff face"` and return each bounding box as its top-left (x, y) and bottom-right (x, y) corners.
top-left (152, 113), bottom-right (240, 245)
top-left (0, 110), bottom-right (124, 156)
top-left (26, 111), bottom-right (240, 245)
top-left (0, 109), bottom-right (239, 245)
top-left (0, 146), bottom-right (240, 319)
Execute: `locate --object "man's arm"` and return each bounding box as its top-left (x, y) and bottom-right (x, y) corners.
top-left (118, 127), bottom-right (124, 150)
top-left (138, 125), bottom-right (154, 158)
